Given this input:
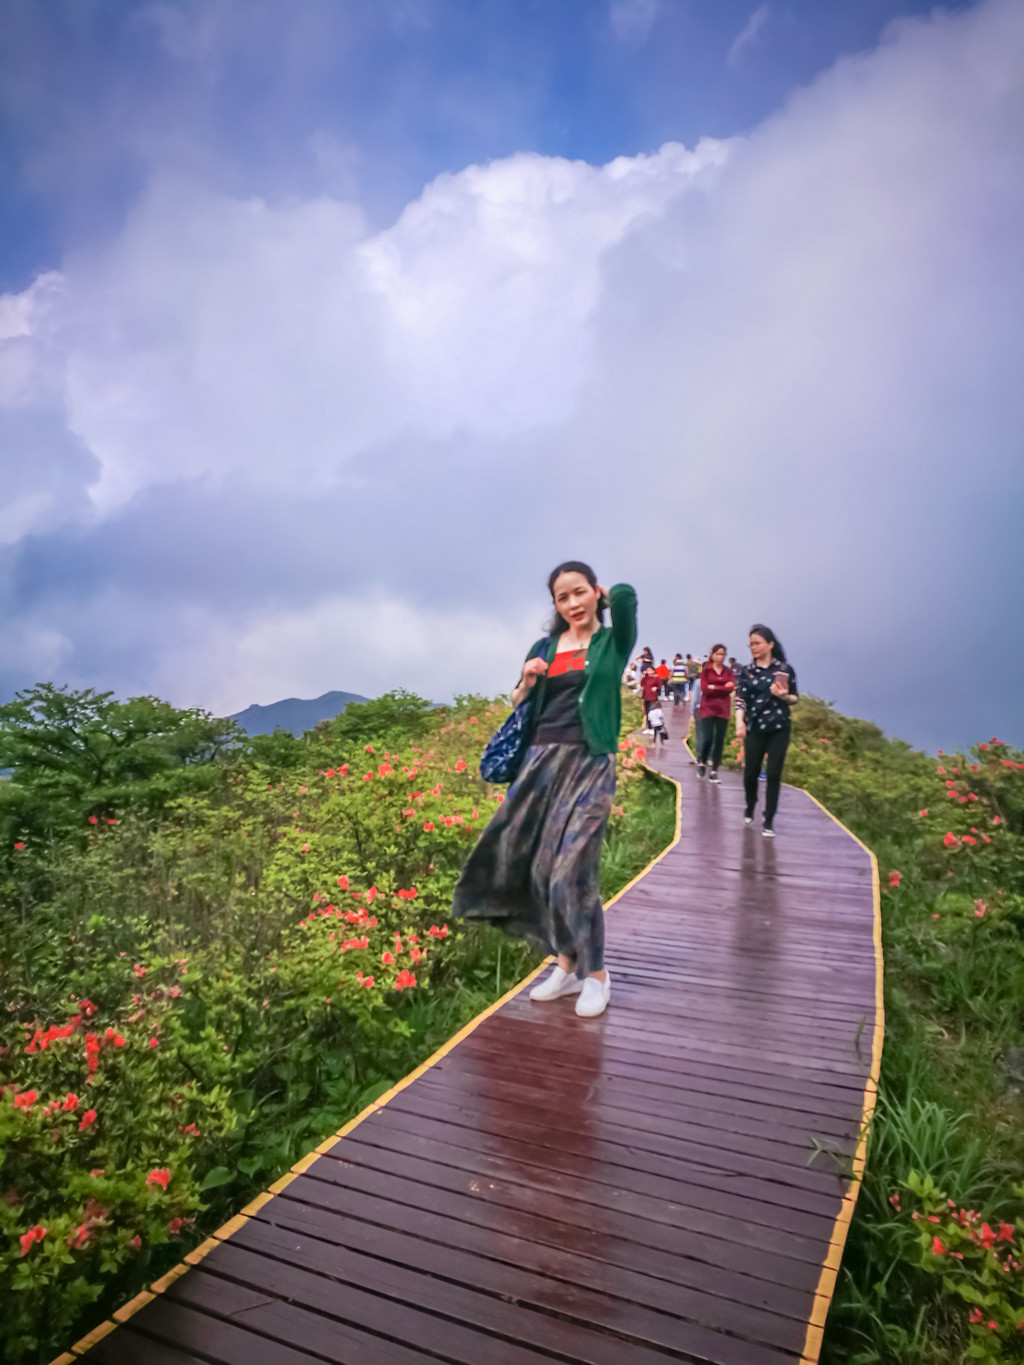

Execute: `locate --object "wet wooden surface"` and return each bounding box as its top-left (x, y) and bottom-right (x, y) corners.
top-left (81, 712), bottom-right (878, 1365)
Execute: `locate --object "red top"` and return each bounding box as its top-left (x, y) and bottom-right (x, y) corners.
top-left (699, 663), bottom-right (735, 719)
top-left (640, 672), bottom-right (661, 701)
top-left (655, 664), bottom-right (670, 680)
top-left (548, 648), bottom-right (586, 677)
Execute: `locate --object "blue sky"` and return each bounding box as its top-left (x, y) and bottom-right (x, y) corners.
top-left (1, 0), bottom-right (972, 288)
top-left (1, 0), bottom-right (1021, 752)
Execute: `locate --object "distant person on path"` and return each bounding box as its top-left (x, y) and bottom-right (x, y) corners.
top-left (655, 658), bottom-right (671, 699)
top-left (689, 672), bottom-right (703, 759)
top-left (685, 653), bottom-right (701, 700)
top-left (696, 644), bottom-right (735, 782)
top-left (639, 666), bottom-right (661, 728)
top-left (453, 562), bottom-right (637, 1018)
top-left (647, 702), bottom-right (669, 748)
top-left (735, 625), bottom-right (798, 837)
top-left (670, 653), bottom-right (687, 707)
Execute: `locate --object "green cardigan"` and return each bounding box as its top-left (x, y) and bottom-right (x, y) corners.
top-left (523, 582), bottom-right (638, 757)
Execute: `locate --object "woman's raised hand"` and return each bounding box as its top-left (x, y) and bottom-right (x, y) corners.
top-left (522, 657), bottom-right (549, 688)
top-left (511, 655), bottom-right (547, 707)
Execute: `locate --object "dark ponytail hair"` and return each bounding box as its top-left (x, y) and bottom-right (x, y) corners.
top-left (546, 560), bottom-right (607, 635)
top-left (749, 623), bottom-right (787, 664)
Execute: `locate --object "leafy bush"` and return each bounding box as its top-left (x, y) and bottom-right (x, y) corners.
top-left (1, 686), bottom-right (672, 1362)
top-left (751, 701), bottom-right (1024, 1364)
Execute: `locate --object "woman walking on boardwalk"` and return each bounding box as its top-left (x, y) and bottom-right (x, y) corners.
top-left (453, 563), bottom-right (637, 1018)
top-left (696, 645), bottom-right (735, 782)
top-left (735, 625), bottom-right (798, 837)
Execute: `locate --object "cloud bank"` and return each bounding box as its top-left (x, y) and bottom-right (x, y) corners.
top-left (1, 0), bottom-right (1022, 750)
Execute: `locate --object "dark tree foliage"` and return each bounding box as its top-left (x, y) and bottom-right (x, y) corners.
top-left (314, 689), bottom-right (440, 757)
top-left (0, 683), bottom-right (241, 841)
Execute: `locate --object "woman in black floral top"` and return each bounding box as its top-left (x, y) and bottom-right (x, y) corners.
top-left (734, 624), bottom-right (798, 837)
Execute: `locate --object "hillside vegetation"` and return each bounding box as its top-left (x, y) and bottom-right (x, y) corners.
top-left (0, 685), bottom-right (673, 1364)
top-left (3, 678), bottom-right (1023, 1363)
top-left (727, 700), bottom-right (1024, 1364)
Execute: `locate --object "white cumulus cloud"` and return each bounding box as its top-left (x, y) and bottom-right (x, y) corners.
top-left (1, 0), bottom-right (1022, 749)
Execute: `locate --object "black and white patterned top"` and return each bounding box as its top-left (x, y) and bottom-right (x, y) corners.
top-left (735, 658), bottom-right (798, 735)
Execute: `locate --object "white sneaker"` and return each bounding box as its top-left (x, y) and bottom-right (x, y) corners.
top-left (762, 826), bottom-right (775, 839)
top-left (744, 815), bottom-right (754, 826)
top-left (575, 971), bottom-right (611, 1018)
top-left (529, 965), bottom-right (583, 1002)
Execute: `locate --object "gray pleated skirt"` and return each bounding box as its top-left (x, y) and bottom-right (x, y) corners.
top-left (452, 743), bottom-right (616, 978)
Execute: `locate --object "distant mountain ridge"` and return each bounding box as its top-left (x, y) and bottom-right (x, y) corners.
top-left (229, 690), bottom-right (369, 736)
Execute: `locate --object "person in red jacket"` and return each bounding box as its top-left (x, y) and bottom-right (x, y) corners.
top-left (697, 644), bottom-right (735, 781)
top-left (639, 665), bottom-right (661, 727)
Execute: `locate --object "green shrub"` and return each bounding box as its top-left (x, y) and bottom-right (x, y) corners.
top-left (1, 687), bottom-right (673, 1363)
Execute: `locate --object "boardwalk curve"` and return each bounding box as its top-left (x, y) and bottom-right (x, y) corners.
top-left (59, 721), bottom-right (882, 1365)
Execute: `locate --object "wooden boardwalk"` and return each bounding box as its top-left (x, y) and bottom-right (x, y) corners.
top-left (66, 718), bottom-right (882, 1365)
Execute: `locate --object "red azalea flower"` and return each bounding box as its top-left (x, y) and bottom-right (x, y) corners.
top-left (943, 832), bottom-right (959, 847)
top-left (361, 976), bottom-right (374, 988)
top-left (78, 1109), bottom-right (97, 1131)
top-left (423, 821), bottom-right (434, 832)
top-left (88, 815), bottom-right (98, 824)
top-left (326, 769), bottom-right (335, 778)
top-left (148, 1037), bottom-right (159, 1048)
top-left (67, 1223), bottom-right (90, 1250)
top-left (381, 951), bottom-right (395, 965)
top-left (14, 1091), bottom-right (38, 1110)
top-left (147, 1168), bottom-right (171, 1189)
top-left (364, 744), bottom-right (373, 753)
top-left (19, 1225), bottom-right (47, 1256)
top-left (336, 875), bottom-right (349, 889)
top-left (889, 871), bottom-right (901, 888)
top-left (937, 766), bottom-right (947, 775)
top-left (963, 835), bottom-right (977, 845)
top-left (63, 1093), bottom-right (79, 1112)
top-left (13, 842), bottom-right (25, 850)
top-left (932, 1236), bottom-right (947, 1255)
top-left (455, 759), bottom-right (467, 771)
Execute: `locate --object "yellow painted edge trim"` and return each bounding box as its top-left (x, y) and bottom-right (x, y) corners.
top-left (797, 788), bottom-right (885, 1365)
top-left (111, 1289), bottom-right (155, 1324)
top-left (49, 737), bottom-right (682, 1365)
top-left (50, 1354), bottom-right (77, 1364)
top-left (149, 1262), bottom-right (191, 1295)
top-left (239, 1190), bottom-right (275, 1217)
top-left (183, 1235), bottom-right (220, 1266)
top-left (69, 1318), bottom-right (115, 1354)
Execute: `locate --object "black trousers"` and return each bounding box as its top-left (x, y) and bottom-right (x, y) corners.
top-left (697, 715), bottom-right (729, 769)
top-left (743, 727), bottom-right (790, 827)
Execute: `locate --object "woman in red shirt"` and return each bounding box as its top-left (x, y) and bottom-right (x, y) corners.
top-left (697, 644), bottom-right (735, 782)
